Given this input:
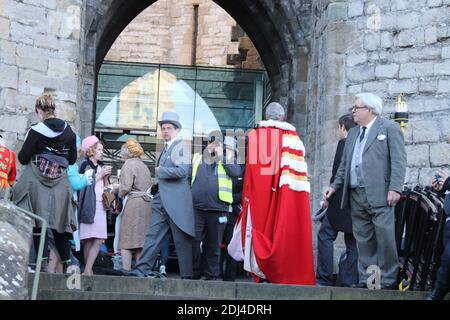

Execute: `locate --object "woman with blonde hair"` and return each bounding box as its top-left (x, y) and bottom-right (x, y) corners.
top-left (13, 92), bottom-right (77, 269)
top-left (78, 135), bottom-right (111, 275)
top-left (115, 138), bottom-right (152, 272)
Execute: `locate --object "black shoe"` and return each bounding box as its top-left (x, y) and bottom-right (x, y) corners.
top-left (204, 276), bottom-right (219, 281)
top-left (192, 274), bottom-right (202, 280)
top-left (426, 288), bottom-right (447, 300)
top-left (351, 283), bottom-right (367, 289)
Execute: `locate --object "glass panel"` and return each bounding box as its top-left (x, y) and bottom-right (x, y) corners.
top-left (95, 62), bottom-right (267, 160)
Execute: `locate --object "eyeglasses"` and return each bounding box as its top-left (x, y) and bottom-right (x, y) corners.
top-left (349, 105), bottom-right (368, 112)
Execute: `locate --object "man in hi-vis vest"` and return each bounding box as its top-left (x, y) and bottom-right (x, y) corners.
top-left (191, 132), bottom-right (242, 280)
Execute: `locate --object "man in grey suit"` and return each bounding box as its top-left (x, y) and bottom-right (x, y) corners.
top-left (128, 111), bottom-right (195, 279)
top-left (323, 93), bottom-right (407, 289)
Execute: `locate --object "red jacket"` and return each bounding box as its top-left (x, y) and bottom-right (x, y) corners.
top-left (0, 146), bottom-right (17, 190)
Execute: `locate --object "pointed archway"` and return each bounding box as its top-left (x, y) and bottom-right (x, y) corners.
top-left (79, 0), bottom-right (310, 138)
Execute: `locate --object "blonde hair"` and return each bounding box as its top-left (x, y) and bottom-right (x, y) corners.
top-left (86, 142), bottom-right (101, 158)
top-left (124, 138), bottom-right (144, 158)
top-left (35, 92), bottom-right (56, 116)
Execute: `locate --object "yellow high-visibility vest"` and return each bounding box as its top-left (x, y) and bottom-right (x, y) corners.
top-left (191, 153), bottom-right (233, 204)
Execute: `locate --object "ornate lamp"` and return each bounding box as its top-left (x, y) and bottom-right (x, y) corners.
top-left (394, 94), bottom-right (408, 134)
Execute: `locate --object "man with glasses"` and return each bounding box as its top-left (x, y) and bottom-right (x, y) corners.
top-left (323, 93), bottom-right (407, 290)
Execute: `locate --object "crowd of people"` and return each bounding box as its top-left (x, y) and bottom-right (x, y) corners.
top-left (1, 91), bottom-right (449, 299)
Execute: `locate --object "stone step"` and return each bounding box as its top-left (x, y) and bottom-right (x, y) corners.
top-left (28, 273), bottom-right (430, 300)
top-left (37, 289), bottom-right (205, 300)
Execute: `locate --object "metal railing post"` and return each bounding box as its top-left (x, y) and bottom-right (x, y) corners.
top-left (3, 186), bottom-right (47, 300)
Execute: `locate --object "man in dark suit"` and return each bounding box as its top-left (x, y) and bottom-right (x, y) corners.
top-left (128, 111), bottom-right (195, 279)
top-left (428, 135), bottom-right (450, 300)
top-left (323, 93), bottom-right (407, 289)
top-left (316, 114), bottom-right (358, 287)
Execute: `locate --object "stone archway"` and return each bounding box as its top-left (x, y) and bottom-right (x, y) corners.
top-left (79, 0), bottom-right (311, 138)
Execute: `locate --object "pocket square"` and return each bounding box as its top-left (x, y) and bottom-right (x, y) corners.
top-left (377, 134), bottom-right (386, 141)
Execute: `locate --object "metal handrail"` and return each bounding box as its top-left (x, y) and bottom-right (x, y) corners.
top-left (3, 186), bottom-right (47, 300)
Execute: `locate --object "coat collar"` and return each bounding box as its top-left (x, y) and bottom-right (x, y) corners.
top-left (363, 117), bottom-right (383, 153)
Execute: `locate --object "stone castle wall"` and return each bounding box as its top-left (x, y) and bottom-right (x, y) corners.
top-left (105, 0), bottom-right (263, 69)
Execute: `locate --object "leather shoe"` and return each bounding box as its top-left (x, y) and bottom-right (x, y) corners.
top-left (351, 283), bottom-right (367, 289)
top-left (204, 276), bottom-right (219, 281)
top-left (426, 288), bottom-right (447, 300)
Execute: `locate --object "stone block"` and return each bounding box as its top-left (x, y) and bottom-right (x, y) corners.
top-left (397, 11), bottom-right (419, 30)
top-left (405, 167), bottom-right (419, 186)
top-left (0, 203), bottom-right (33, 300)
top-left (419, 79), bottom-right (438, 93)
top-left (0, 17), bottom-right (9, 40)
top-left (22, 0), bottom-right (57, 9)
top-left (442, 46), bottom-right (450, 59)
top-left (347, 84), bottom-right (362, 94)
top-left (425, 27), bottom-right (438, 45)
top-left (406, 144), bottom-right (430, 167)
top-left (364, 32), bottom-right (380, 51)
top-left (380, 31), bottom-right (393, 48)
top-left (0, 64), bottom-right (18, 90)
top-left (16, 44), bottom-right (49, 72)
top-left (375, 64), bottom-right (399, 79)
top-left (48, 60), bottom-right (78, 78)
top-left (347, 65), bottom-right (375, 83)
top-left (0, 40), bottom-right (15, 65)
top-left (3, 1), bottom-right (46, 30)
top-left (434, 60), bottom-right (450, 75)
top-left (380, 13), bottom-right (397, 31)
top-left (326, 23), bottom-right (355, 54)
top-left (0, 115), bottom-right (29, 134)
top-left (437, 79), bottom-right (450, 93)
top-left (362, 81), bottom-right (388, 93)
top-left (397, 29), bottom-right (424, 47)
top-left (419, 167), bottom-right (442, 187)
top-left (411, 119), bottom-right (441, 143)
top-left (399, 62), bottom-right (435, 79)
top-left (346, 53), bottom-right (367, 67)
top-left (427, 0), bottom-right (443, 6)
top-left (348, 1), bottom-right (364, 18)
top-left (421, 7), bottom-right (449, 25)
top-left (327, 2), bottom-right (348, 21)
top-left (388, 79), bottom-right (418, 95)
top-left (430, 142), bottom-right (450, 166)
top-left (9, 22), bottom-right (34, 45)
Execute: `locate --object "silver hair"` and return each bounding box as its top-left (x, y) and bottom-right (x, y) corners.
top-left (120, 143), bottom-right (131, 159)
top-left (355, 92), bottom-right (383, 115)
top-left (265, 102), bottom-right (286, 121)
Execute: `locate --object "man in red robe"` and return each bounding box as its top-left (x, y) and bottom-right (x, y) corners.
top-left (229, 102), bottom-right (315, 285)
top-left (0, 135), bottom-right (17, 191)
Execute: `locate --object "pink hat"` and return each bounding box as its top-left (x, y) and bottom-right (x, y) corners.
top-left (81, 135), bottom-right (99, 153)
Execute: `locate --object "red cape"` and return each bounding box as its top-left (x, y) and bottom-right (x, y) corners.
top-left (239, 124), bottom-right (315, 285)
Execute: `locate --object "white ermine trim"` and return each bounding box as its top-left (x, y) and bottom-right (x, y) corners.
top-left (280, 156), bottom-right (308, 173)
top-left (279, 175), bottom-right (310, 193)
top-left (282, 135), bottom-right (305, 151)
top-left (258, 120), bottom-right (296, 131)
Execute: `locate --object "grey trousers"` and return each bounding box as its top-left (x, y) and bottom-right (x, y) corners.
top-left (350, 187), bottom-right (399, 286)
top-left (129, 195), bottom-right (194, 278)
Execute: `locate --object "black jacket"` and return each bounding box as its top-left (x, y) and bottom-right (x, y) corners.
top-left (327, 138), bottom-right (353, 234)
top-left (18, 118), bottom-right (77, 166)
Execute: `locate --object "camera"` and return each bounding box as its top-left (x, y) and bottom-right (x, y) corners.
top-left (435, 174), bottom-right (441, 182)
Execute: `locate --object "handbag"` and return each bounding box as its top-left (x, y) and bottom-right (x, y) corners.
top-left (78, 171), bottom-right (96, 224)
top-left (102, 191), bottom-right (122, 215)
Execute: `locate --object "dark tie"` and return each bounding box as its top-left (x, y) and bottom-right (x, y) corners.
top-left (359, 126), bottom-right (367, 142)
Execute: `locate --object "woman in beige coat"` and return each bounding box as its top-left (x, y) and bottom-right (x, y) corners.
top-left (117, 139), bottom-right (153, 271)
